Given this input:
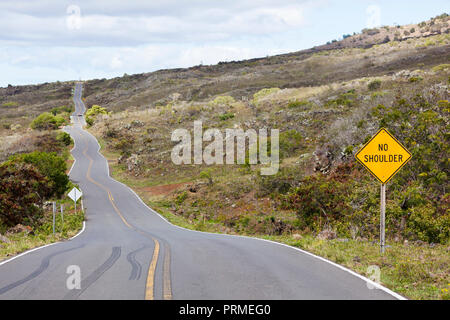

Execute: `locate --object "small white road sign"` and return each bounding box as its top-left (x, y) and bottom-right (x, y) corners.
top-left (68, 187), bottom-right (82, 202)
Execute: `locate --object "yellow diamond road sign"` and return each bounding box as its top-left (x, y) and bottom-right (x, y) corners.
top-left (355, 128), bottom-right (411, 184)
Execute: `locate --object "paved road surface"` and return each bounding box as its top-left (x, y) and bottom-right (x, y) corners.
top-left (0, 83), bottom-right (400, 300)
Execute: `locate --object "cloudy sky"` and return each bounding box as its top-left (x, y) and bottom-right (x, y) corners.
top-left (0, 0), bottom-right (448, 86)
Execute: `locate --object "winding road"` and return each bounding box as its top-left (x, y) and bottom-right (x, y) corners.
top-left (0, 83), bottom-right (402, 300)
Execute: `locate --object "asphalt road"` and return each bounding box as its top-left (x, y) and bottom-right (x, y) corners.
top-left (0, 83), bottom-right (401, 300)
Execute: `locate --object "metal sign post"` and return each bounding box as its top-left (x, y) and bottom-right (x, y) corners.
top-left (52, 201), bottom-right (56, 235)
top-left (74, 188), bottom-right (77, 214)
top-left (355, 128), bottom-right (411, 254)
top-left (380, 184), bottom-right (386, 254)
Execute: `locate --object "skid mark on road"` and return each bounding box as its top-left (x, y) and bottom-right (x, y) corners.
top-left (127, 246), bottom-right (148, 280)
top-left (64, 246), bottom-right (121, 300)
top-left (0, 244), bottom-right (84, 296)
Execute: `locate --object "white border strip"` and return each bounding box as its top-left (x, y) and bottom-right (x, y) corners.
top-left (69, 221), bottom-right (86, 241)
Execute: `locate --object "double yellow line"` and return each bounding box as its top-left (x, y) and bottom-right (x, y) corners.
top-left (77, 130), bottom-right (172, 300)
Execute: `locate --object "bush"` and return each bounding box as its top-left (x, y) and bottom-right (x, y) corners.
top-left (175, 191), bottom-right (188, 205)
top-left (326, 89), bottom-right (357, 107)
top-left (211, 96), bottom-right (235, 106)
top-left (0, 162), bottom-right (52, 227)
top-left (279, 129), bottom-right (303, 158)
top-left (51, 105), bottom-right (72, 115)
top-left (56, 132), bottom-right (72, 146)
top-left (200, 169), bottom-right (213, 185)
top-left (114, 135), bottom-right (134, 156)
top-left (85, 105), bottom-right (109, 126)
top-left (33, 132), bottom-right (66, 154)
top-left (407, 202), bottom-right (449, 244)
top-left (8, 151), bottom-right (69, 198)
top-left (287, 100), bottom-right (309, 109)
top-left (252, 88), bottom-right (280, 104)
top-left (284, 174), bottom-right (353, 233)
top-left (219, 112), bottom-right (235, 121)
top-left (85, 117), bottom-right (94, 126)
top-left (431, 64), bottom-right (450, 72)
top-left (368, 79), bottom-right (382, 90)
top-left (2, 101), bottom-right (19, 107)
top-left (30, 112), bottom-right (66, 130)
top-left (409, 76), bottom-right (423, 82)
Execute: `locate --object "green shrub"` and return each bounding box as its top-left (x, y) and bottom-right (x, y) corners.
top-left (113, 134), bottom-right (135, 156)
top-left (432, 64), bottom-right (450, 72)
top-left (279, 129), bottom-right (303, 158)
top-left (211, 96), bottom-right (235, 106)
top-left (409, 76), bottom-right (423, 83)
top-left (407, 202), bottom-right (449, 244)
top-left (85, 117), bottom-right (94, 126)
top-left (30, 112), bottom-right (66, 130)
top-left (175, 191), bottom-right (188, 205)
top-left (50, 105), bottom-right (72, 115)
top-left (85, 105), bottom-right (110, 126)
top-left (252, 88), bottom-right (280, 104)
top-left (56, 132), bottom-right (72, 146)
top-left (287, 100), bottom-right (309, 109)
top-left (368, 79), bottom-right (381, 90)
top-left (219, 112), bottom-right (235, 121)
top-left (8, 151), bottom-right (69, 198)
top-left (327, 89), bottom-right (357, 107)
top-left (2, 101), bottom-right (19, 107)
top-left (200, 169), bottom-right (213, 185)
top-left (284, 174), bottom-right (353, 233)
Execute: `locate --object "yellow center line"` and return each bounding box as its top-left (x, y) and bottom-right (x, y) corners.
top-left (76, 132), bottom-right (167, 299)
top-left (145, 238), bottom-right (160, 300)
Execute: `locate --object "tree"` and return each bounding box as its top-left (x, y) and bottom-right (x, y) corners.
top-left (8, 151), bottom-right (69, 198)
top-left (0, 162), bottom-right (52, 227)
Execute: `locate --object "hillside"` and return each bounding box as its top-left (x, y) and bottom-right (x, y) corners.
top-left (1, 14), bottom-right (449, 299)
top-left (49, 15), bottom-right (434, 108)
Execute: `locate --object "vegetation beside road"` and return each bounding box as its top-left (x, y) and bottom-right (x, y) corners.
top-left (0, 93), bottom-right (84, 262)
top-left (86, 15), bottom-right (450, 299)
top-left (101, 160), bottom-right (449, 300)
top-left (0, 200), bottom-right (84, 262)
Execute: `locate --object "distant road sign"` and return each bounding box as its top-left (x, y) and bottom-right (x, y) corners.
top-left (355, 128), bottom-right (411, 184)
top-left (68, 187), bottom-right (82, 202)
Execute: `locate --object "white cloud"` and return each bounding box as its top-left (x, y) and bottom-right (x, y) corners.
top-left (109, 55), bottom-right (123, 69)
top-left (0, 1), bottom-right (309, 46)
top-left (0, 0), bottom-right (317, 85)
